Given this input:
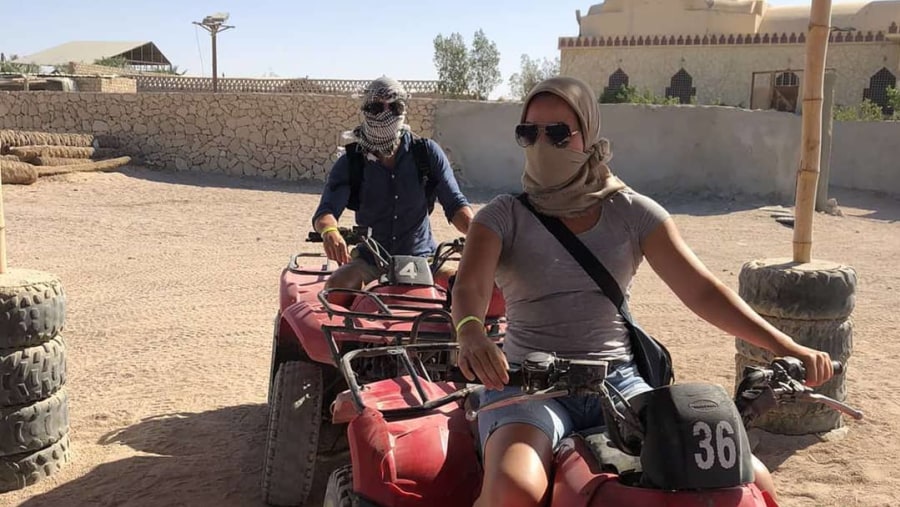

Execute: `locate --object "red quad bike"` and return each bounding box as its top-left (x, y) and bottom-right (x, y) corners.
top-left (321, 341), bottom-right (864, 507)
top-left (263, 227), bottom-right (506, 506)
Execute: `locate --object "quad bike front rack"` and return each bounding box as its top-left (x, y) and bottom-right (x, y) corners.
top-left (337, 342), bottom-right (479, 420)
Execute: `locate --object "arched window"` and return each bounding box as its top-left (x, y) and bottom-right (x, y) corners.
top-left (775, 72), bottom-right (800, 87)
top-left (607, 68), bottom-right (629, 90)
top-left (599, 68), bottom-right (630, 103)
top-left (863, 67), bottom-right (897, 115)
top-left (665, 69), bottom-right (696, 104)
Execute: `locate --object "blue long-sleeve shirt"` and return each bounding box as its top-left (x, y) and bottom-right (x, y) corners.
top-left (312, 132), bottom-right (469, 257)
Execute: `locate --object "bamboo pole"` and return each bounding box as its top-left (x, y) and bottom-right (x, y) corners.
top-left (793, 0), bottom-right (833, 263)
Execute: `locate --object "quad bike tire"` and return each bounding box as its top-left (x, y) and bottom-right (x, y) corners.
top-left (0, 336), bottom-right (67, 406)
top-left (262, 360), bottom-right (323, 506)
top-left (738, 258), bottom-right (856, 321)
top-left (0, 433), bottom-right (70, 493)
top-left (267, 330), bottom-right (347, 457)
top-left (0, 269), bottom-right (66, 349)
top-left (0, 389), bottom-right (69, 457)
top-left (323, 465), bottom-right (358, 507)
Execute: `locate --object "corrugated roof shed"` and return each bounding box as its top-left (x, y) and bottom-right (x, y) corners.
top-left (18, 41), bottom-right (171, 66)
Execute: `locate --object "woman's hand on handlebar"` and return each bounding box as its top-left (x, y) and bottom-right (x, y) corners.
top-left (457, 329), bottom-right (509, 391)
top-left (789, 344), bottom-right (835, 387)
top-left (323, 230), bottom-right (351, 265)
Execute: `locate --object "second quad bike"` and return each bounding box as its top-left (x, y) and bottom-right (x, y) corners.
top-left (262, 227), bottom-right (505, 506)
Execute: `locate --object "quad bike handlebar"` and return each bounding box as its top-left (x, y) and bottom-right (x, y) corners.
top-left (457, 353), bottom-right (862, 459)
top-left (307, 226), bottom-right (372, 245)
top-left (735, 356), bottom-right (863, 426)
top-left (305, 227), bottom-right (464, 277)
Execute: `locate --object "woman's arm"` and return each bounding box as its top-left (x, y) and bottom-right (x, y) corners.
top-left (451, 222), bottom-right (509, 390)
top-left (642, 218), bottom-right (834, 386)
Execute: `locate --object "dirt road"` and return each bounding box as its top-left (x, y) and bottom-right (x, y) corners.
top-left (2, 168), bottom-right (897, 506)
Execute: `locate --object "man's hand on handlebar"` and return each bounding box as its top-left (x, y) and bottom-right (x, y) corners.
top-left (323, 229), bottom-right (351, 265)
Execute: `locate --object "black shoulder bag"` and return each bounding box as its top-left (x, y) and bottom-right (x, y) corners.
top-left (516, 193), bottom-right (674, 388)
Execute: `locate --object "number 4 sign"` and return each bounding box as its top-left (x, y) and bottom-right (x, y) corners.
top-left (397, 262), bottom-right (418, 278)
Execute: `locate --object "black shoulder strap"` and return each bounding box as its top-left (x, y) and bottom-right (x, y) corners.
top-left (515, 193), bottom-right (626, 311)
top-left (345, 143), bottom-right (364, 212)
top-left (410, 138), bottom-right (438, 214)
top-left (516, 193), bottom-right (675, 388)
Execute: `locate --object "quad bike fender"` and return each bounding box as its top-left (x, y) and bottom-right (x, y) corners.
top-left (347, 400), bottom-right (481, 506)
top-left (279, 300), bottom-right (336, 365)
top-left (552, 436), bottom-right (776, 507)
top-left (279, 264), bottom-right (330, 311)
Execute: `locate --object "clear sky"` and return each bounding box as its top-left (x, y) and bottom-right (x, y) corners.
top-left (0, 0), bottom-right (867, 98)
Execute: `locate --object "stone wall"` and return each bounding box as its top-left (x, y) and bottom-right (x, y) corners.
top-left (0, 90), bottom-right (897, 198)
top-left (66, 62), bottom-right (173, 77)
top-left (72, 76), bottom-right (137, 93)
top-left (0, 92), bottom-right (435, 180)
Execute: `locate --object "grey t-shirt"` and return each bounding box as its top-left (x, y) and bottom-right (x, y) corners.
top-left (474, 190), bottom-right (670, 365)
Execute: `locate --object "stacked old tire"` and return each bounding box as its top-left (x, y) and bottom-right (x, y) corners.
top-left (736, 258), bottom-right (856, 434)
top-left (0, 269), bottom-right (69, 492)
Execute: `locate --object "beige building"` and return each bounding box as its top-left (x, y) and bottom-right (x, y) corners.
top-left (559, 1), bottom-right (900, 112)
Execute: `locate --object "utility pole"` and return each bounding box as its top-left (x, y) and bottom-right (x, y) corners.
top-left (192, 12), bottom-right (234, 92)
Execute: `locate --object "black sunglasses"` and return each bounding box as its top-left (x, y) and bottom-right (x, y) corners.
top-left (362, 101), bottom-right (406, 116)
top-left (515, 122), bottom-right (579, 148)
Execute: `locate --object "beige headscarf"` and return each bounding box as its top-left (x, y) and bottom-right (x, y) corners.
top-left (521, 76), bottom-right (627, 217)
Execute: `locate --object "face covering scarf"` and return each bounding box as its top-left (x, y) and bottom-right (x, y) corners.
top-left (520, 76), bottom-right (627, 217)
top-left (352, 77), bottom-right (410, 157)
top-left (354, 109), bottom-right (406, 157)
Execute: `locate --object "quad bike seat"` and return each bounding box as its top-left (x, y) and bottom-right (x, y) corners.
top-left (578, 427), bottom-right (642, 475)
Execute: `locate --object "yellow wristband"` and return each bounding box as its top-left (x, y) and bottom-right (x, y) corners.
top-left (320, 226), bottom-right (339, 237)
top-left (455, 315), bottom-right (484, 335)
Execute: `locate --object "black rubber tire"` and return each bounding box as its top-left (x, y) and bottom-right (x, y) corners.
top-left (0, 389), bottom-right (69, 457)
top-left (0, 433), bottom-right (70, 493)
top-left (262, 360), bottom-right (323, 506)
top-left (323, 465), bottom-right (358, 507)
top-left (0, 269), bottom-right (66, 349)
top-left (0, 336), bottom-right (67, 407)
top-left (738, 258), bottom-right (856, 320)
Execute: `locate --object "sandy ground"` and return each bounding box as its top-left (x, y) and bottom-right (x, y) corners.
top-left (0, 167), bottom-right (897, 507)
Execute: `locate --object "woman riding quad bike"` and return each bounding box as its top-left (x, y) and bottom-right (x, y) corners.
top-left (449, 76), bottom-right (837, 506)
top-left (322, 341), bottom-right (861, 507)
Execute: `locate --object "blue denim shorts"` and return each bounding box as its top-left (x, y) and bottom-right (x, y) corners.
top-left (476, 361), bottom-right (652, 452)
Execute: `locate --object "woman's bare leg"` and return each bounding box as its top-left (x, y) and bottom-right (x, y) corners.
top-left (474, 423), bottom-right (554, 507)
